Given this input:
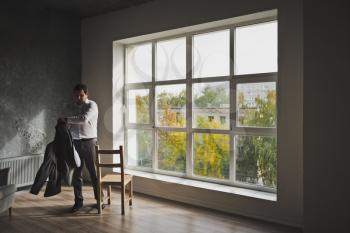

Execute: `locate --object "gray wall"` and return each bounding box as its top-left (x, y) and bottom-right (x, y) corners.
top-left (0, 2), bottom-right (81, 159)
top-left (81, 0), bottom-right (303, 227)
top-left (304, 1), bottom-right (350, 233)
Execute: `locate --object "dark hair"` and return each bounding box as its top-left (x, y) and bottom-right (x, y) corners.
top-left (73, 83), bottom-right (88, 94)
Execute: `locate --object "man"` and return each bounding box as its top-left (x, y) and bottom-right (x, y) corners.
top-left (64, 83), bottom-right (99, 213)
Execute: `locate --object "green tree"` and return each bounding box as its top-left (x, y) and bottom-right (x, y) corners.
top-left (157, 90), bottom-right (186, 127)
top-left (134, 95), bottom-right (151, 167)
top-left (238, 90), bottom-right (276, 127)
top-left (253, 90), bottom-right (276, 127)
top-left (156, 90), bottom-right (186, 172)
top-left (158, 131), bottom-right (186, 172)
top-left (236, 136), bottom-right (277, 187)
top-left (236, 90), bottom-right (277, 188)
top-left (194, 86), bottom-right (229, 108)
top-left (136, 130), bottom-right (152, 167)
top-left (157, 90), bottom-right (186, 109)
top-left (238, 92), bottom-right (246, 108)
top-left (193, 127), bottom-right (230, 179)
top-left (134, 85), bottom-right (277, 188)
top-left (135, 95), bottom-right (149, 123)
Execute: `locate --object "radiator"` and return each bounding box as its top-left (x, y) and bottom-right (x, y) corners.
top-left (0, 155), bottom-right (43, 187)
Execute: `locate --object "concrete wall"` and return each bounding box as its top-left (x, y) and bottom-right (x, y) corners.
top-left (0, 2), bottom-right (81, 159)
top-left (81, 0), bottom-right (303, 227)
top-left (303, 1), bottom-right (350, 232)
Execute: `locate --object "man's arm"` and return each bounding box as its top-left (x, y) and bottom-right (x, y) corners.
top-left (66, 101), bottom-right (98, 125)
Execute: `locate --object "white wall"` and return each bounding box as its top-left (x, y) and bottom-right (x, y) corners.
top-left (82, 0), bottom-right (303, 227)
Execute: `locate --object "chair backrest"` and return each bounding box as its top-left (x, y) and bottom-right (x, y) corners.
top-left (95, 145), bottom-right (125, 183)
top-left (0, 167), bottom-right (10, 186)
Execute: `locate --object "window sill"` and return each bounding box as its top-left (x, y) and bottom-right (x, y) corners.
top-left (125, 169), bottom-right (276, 202)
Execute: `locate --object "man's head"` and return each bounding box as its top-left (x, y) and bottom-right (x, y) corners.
top-left (73, 84), bottom-right (88, 105)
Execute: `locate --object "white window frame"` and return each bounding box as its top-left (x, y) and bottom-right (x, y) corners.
top-left (123, 16), bottom-right (278, 193)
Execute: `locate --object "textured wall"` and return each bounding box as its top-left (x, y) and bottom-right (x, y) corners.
top-left (0, 2), bottom-right (81, 159)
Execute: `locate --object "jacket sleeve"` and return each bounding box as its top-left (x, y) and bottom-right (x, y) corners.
top-left (66, 101), bottom-right (98, 125)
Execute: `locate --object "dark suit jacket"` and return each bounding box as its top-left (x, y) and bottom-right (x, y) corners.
top-left (30, 122), bottom-right (77, 197)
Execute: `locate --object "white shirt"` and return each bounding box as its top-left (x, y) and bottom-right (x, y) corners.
top-left (66, 99), bottom-right (98, 140)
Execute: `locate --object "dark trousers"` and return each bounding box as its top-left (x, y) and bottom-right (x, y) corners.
top-left (72, 139), bottom-right (98, 204)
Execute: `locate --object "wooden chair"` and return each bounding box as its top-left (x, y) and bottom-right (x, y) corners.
top-left (95, 145), bottom-right (133, 215)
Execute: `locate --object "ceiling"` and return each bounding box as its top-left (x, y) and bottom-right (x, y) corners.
top-left (45, 0), bottom-right (154, 18)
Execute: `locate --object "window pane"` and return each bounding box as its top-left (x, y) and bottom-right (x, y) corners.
top-left (192, 82), bottom-right (230, 129)
top-left (237, 82), bottom-right (276, 128)
top-left (193, 133), bottom-right (230, 179)
top-left (156, 84), bottom-right (186, 128)
top-left (126, 43), bottom-right (152, 83)
top-left (157, 131), bottom-right (186, 173)
top-left (193, 30), bottom-right (230, 78)
top-left (235, 135), bottom-right (277, 188)
top-left (127, 129), bottom-right (153, 168)
top-left (235, 21), bottom-right (277, 75)
top-left (128, 89), bottom-right (150, 124)
top-left (156, 37), bottom-right (186, 81)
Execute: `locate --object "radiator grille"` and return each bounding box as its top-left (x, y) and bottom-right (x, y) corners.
top-left (0, 155), bottom-right (43, 187)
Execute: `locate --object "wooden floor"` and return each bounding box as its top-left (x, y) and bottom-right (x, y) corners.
top-left (0, 186), bottom-right (301, 233)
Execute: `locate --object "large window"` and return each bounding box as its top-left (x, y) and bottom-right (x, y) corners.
top-left (124, 19), bottom-right (277, 191)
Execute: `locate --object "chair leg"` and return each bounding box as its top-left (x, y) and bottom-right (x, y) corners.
top-left (8, 207), bottom-right (12, 217)
top-left (121, 186), bottom-right (125, 215)
top-left (98, 184), bottom-right (102, 214)
top-left (107, 185), bottom-right (111, 205)
top-left (129, 181), bottom-right (133, 206)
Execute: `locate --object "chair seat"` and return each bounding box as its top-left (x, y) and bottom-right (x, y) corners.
top-left (101, 174), bottom-right (133, 184)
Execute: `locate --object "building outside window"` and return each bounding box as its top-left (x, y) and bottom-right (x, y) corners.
top-left (220, 116), bottom-right (226, 125)
top-left (123, 17), bottom-right (278, 192)
top-left (208, 116), bottom-right (214, 122)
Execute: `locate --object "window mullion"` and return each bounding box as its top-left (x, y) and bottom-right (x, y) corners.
top-left (230, 27), bottom-right (236, 182)
top-left (152, 42), bottom-right (157, 172)
top-left (234, 73), bottom-right (277, 83)
top-left (186, 35), bottom-right (193, 179)
top-left (123, 45), bottom-right (128, 166)
top-left (232, 127), bottom-right (277, 136)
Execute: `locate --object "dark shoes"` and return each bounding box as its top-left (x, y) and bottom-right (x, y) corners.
top-left (70, 202), bottom-right (83, 213)
top-left (71, 202), bottom-right (105, 213)
top-left (93, 203), bottom-right (106, 209)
